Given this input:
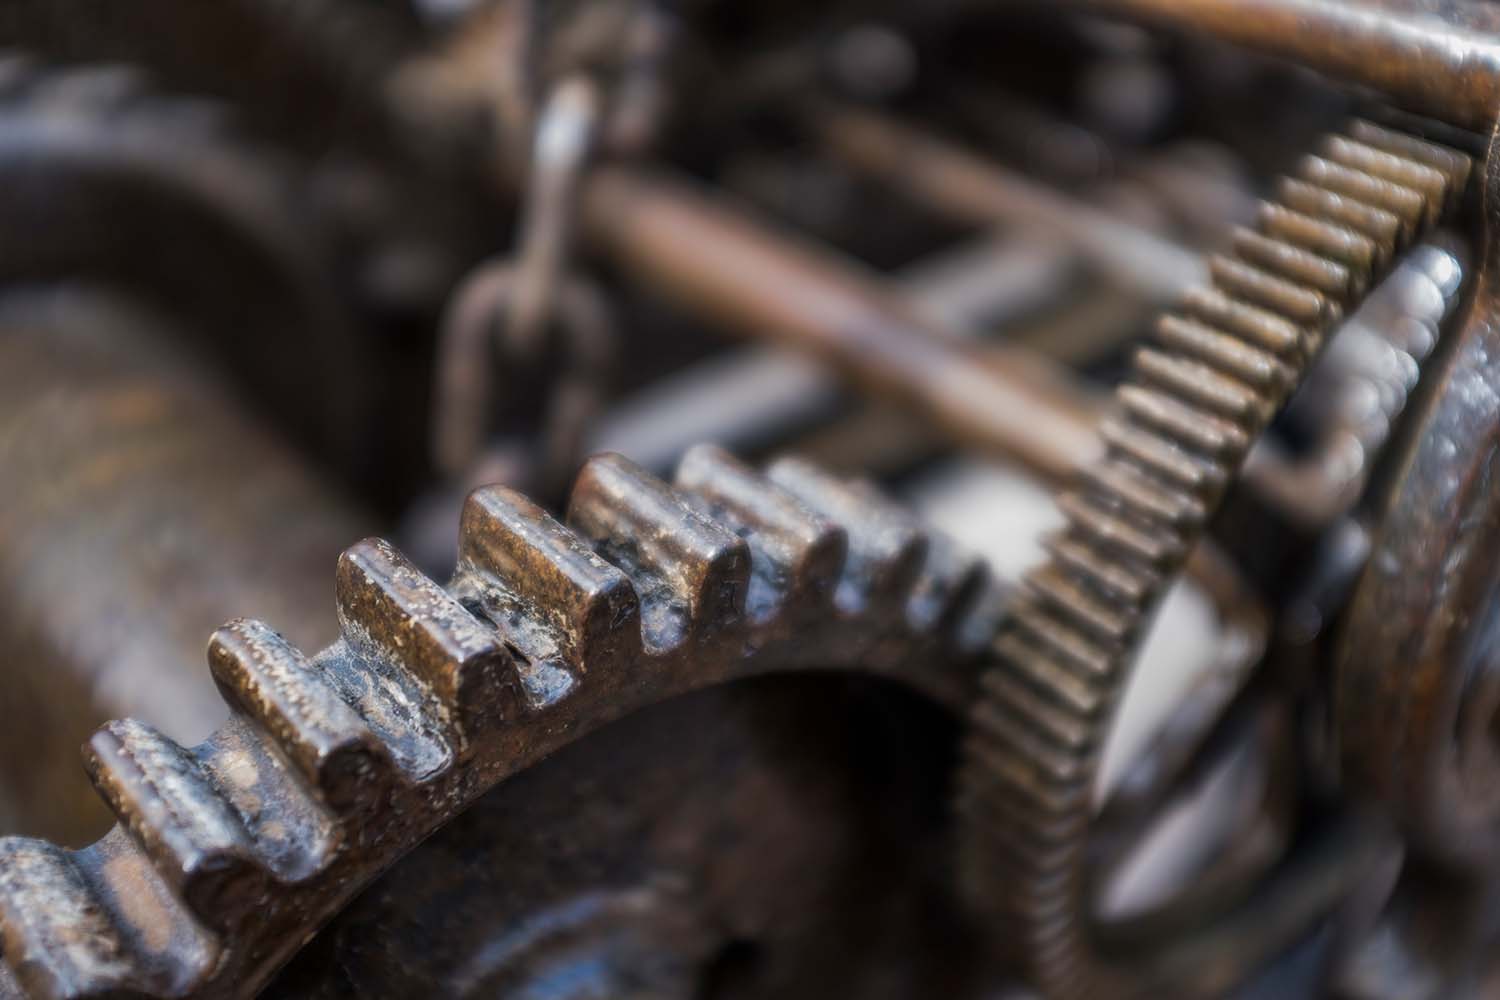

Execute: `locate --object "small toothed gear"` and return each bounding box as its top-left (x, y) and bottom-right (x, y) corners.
top-left (0, 446), bottom-right (1001, 1000)
top-left (956, 119), bottom-right (1473, 998)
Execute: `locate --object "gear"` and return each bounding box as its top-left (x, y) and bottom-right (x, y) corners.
top-left (956, 119), bottom-right (1472, 998)
top-left (0, 445), bottom-right (1001, 999)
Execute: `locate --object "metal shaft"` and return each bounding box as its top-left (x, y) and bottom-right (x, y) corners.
top-left (581, 166), bottom-right (1102, 484)
top-left (1048, 0), bottom-right (1500, 132)
top-left (812, 103), bottom-right (1206, 303)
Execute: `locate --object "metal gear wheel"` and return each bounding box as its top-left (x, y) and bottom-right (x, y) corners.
top-left (956, 119), bottom-right (1474, 998)
top-left (0, 445), bottom-right (1002, 999)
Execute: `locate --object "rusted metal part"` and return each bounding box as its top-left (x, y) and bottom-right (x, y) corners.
top-left (810, 103), bottom-right (1207, 304)
top-left (1334, 123), bottom-right (1500, 870)
top-left (1044, 0), bottom-right (1500, 132)
top-left (504, 74), bottom-right (600, 357)
top-left (431, 264), bottom-right (615, 494)
top-left (0, 292), bottom-right (372, 847)
top-left (265, 676), bottom-right (996, 998)
top-left (0, 445), bottom-right (1002, 998)
top-left (1244, 242), bottom-right (1466, 528)
top-left (580, 166), bottom-right (1103, 485)
top-left (955, 119), bottom-right (1471, 998)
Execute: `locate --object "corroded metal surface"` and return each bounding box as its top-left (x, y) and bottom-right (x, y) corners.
top-left (955, 120), bottom-right (1471, 998)
top-left (0, 446), bottom-right (1001, 998)
top-left (0, 294), bottom-right (370, 847)
top-left (1334, 124), bottom-right (1500, 871)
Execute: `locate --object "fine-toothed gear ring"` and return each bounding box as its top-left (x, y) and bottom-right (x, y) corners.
top-left (956, 119), bottom-right (1473, 999)
top-left (0, 445), bottom-right (1002, 1000)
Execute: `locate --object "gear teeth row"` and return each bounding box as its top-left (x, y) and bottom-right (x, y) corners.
top-left (958, 120), bottom-right (1470, 999)
top-left (569, 453), bottom-right (752, 651)
top-left (0, 447), bottom-right (1000, 1000)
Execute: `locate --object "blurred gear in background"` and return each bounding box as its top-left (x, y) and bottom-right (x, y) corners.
top-left (3, 2), bottom-right (1500, 998)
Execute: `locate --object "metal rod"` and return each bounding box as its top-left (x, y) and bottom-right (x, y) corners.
top-left (811, 103), bottom-right (1205, 303)
top-left (1044, 0), bottom-right (1500, 132)
top-left (581, 166), bottom-right (1103, 483)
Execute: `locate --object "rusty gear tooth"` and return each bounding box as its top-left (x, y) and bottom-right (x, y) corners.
top-left (1275, 176), bottom-right (1405, 255)
top-left (766, 456), bottom-right (927, 612)
top-left (208, 619), bottom-right (394, 812)
top-left (336, 537), bottom-right (514, 732)
top-left (907, 529), bottom-right (992, 633)
top-left (1155, 314), bottom-right (1296, 393)
top-left (457, 485), bottom-right (642, 679)
top-left (1256, 202), bottom-right (1379, 279)
top-left (83, 720), bottom-right (272, 924)
top-left (1348, 119), bottom-right (1472, 195)
top-left (567, 452), bottom-right (751, 649)
top-left (673, 443), bottom-right (847, 622)
top-left (1296, 153), bottom-right (1426, 238)
top-left (1209, 254), bottom-right (1340, 329)
top-left (1232, 225), bottom-right (1358, 298)
top-left (0, 840), bottom-right (139, 999)
top-left (1322, 134), bottom-right (1448, 221)
top-left (0, 450), bottom-right (1002, 998)
top-left (959, 122), bottom-right (1469, 999)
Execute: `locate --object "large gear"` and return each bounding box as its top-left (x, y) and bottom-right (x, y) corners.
top-left (956, 119), bottom-right (1473, 998)
top-left (0, 445), bottom-right (1000, 999)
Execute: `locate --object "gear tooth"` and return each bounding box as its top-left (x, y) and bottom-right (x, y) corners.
top-left (208, 619), bottom-right (393, 811)
top-left (979, 670), bottom-right (1093, 751)
top-left (83, 720), bottom-right (266, 924)
top-left (766, 457), bottom-right (926, 612)
top-left (1296, 154), bottom-right (1425, 238)
top-left (1276, 177), bottom-right (1403, 255)
top-left (1256, 204), bottom-right (1377, 282)
top-left (1118, 385), bottom-right (1249, 459)
top-left (0, 840), bottom-right (139, 999)
top-left (1178, 286), bottom-right (1307, 360)
top-left (972, 701), bottom-right (1089, 779)
top-left (1321, 135), bottom-right (1447, 223)
top-left (1080, 458), bottom-right (1206, 529)
top-left (458, 485), bottom-right (641, 677)
top-left (906, 528), bottom-right (992, 633)
top-left (1006, 600), bottom-right (1116, 678)
top-left (1209, 254), bottom-right (1339, 329)
top-left (674, 444), bottom-right (846, 620)
top-left (1099, 418), bottom-right (1224, 494)
top-left (1057, 490), bottom-right (1182, 568)
top-left (336, 537), bottom-right (514, 725)
top-left (1347, 119), bottom-right (1471, 197)
top-left (1230, 226), bottom-right (1356, 299)
top-left (567, 452), bottom-right (750, 649)
top-left (1134, 347), bottom-right (1273, 426)
top-left (1155, 314), bottom-right (1294, 393)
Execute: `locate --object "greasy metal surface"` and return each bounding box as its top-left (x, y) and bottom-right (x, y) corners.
top-left (267, 676), bottom-right (993, 999)
top-left (956, 119), bottom-right (1470, 998)
top-left (1334, 121), bottom-right (1500, 869)
top-left (0, 293), bottom-right (369, 847)
top-left (0, 446), bottom-right (1001, 998)
top-left (1046, 0), bottom-right (1500, 132)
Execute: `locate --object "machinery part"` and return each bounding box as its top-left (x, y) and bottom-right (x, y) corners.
top-left (431, 265), bottom-right (615, 494)
top-left (0, 54), bottom-right (372, 482)
top-left (581, 166), bottom-right (1103, 484)
top-left (1243, 243), bottom-right (1464, 529)
top-left (267, 676), bottom-right (987, 998)
top-left (0, 291), bottom-right (371, 845)
top-left (0, 445), bottom-right (1001, 999)
top-left (1334, 127), bottom-right (1500, 870)
top-left (956, 119), bottom-right (1471, 997)
top-left (503, 75), bottom-right (600, 357)
top-left (1042, 0), bottom-right (1500, 133)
